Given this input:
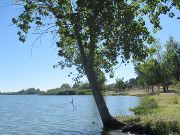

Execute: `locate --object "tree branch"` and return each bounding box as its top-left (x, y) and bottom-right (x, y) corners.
top-left (88, 16), bottom-right (97, 67)
top-left (69, 3), bottom-right (87, 67)
top-left (73, 23), bottom-right (87, 66)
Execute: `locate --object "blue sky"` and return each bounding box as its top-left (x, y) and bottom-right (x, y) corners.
top-left (0, 2), bottom-right (179, 92)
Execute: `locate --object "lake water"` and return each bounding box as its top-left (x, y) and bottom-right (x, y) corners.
top-left (0, 95), bottom-right (140, 135)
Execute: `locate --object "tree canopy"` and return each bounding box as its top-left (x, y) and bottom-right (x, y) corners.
top-left (115, 78), bottom-right (126, 92)
top-left (60, 83), bottom-right (71, 89)
top-left (135, 37), bottom-right (180, 92)
top-left (12, 0), bottom-right (180, 81)
top-left (13, 0), bottom-right (156, 79)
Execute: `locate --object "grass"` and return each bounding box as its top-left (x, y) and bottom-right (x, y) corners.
top-left (127, 90), bottom-right (148, 96)
top-left (118, 94), bottom-right (180, 135)
top-left (130, 96), bottom-right (159, 115)
top-left (102, 89), bottom-right (148, 96)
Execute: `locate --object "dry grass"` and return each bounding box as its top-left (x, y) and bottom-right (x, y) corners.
top-left (127, 90), bottom-right (147, 96)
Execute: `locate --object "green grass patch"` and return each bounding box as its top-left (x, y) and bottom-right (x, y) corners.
top-left (172, 95), bottom-right (179, 104)
top-left (118, 94), bottom-right (180, 135)
top-left (116, 115), bottom-right (141, 124)
top-left (130, 96), bottom-right (159, 115)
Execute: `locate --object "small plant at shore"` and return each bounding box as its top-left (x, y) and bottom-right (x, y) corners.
top-left (117, 115), bottom-right (141, 124)
top-left (130, 96), bottom-right (158, 115)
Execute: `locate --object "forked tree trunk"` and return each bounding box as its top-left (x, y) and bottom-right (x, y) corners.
top-left (86, 66), bottom-right (125, 128)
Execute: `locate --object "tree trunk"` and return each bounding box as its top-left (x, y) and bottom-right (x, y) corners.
top-left (86, 66), bottom-right (125, 128)
top-left (73, 17), bottom-right (125, 129)
top-left (147, 85), bottom-right (149, 93)
top-left (158, 85), bottom-right (160, 94)
top-left (152, 85), bottom-right (154, 93)
top-left (163, 84), bottom-right (167, 92)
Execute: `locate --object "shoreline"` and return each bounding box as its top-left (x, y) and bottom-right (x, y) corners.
top-left (117, 93), bottom-right (180, 134)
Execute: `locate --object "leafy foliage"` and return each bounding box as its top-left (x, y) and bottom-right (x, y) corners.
top-left (46, 86), bottom-right (92, 95)
top-left (115, 78), bottom-right (127, 92)
top-left (127, 78), bottom-right (137, 89)
top-left (135, 37), bottom-right (180, 88)
top-left (61, 83), bottom-right (71, 89)
top-left (131, 0), bottom-right (180, 32)
top-left (164, 37), bottom-right (180, 82)
top-left (130, 96), bottom-right (158, 115)
top-left (12, 0), bottom-right (164, 82)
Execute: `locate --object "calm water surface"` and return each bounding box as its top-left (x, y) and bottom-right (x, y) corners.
top-left (0, 95), bottom-right (140, 135)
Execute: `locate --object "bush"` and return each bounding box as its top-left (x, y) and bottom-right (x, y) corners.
top-left (130, 96), bottom-right (158, 115)
top-left (77, 89), bottom-right (92, 95)
top-left (57, 90), bottom-right (77, 95)
top-left (152, 120), bottom-right (180, 135)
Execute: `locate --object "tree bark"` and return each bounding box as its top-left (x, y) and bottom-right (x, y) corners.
top-left (152, 85), bottom-right (154, 93)
top-left (85, 65), bottom-right (125, 128)
top-left (163, 86), bottom-right (166, 92)
top-left (158, 85), bottom-right (160, 92)
top-left (158, 84), bottom-right (160, 95)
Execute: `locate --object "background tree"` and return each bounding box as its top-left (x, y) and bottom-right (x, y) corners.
top-left (135, 37), bottom-right (180, 92)
top-left (164, 37), bottom-right (180, 82)
top-left (161, 37), bottom-right (180, 91)
top-left (127, 78), bottom-right (137, 89)
top-left (61, 83), bottom-right (71, 89)
top-left (115, 78), bottom-right (126, 92)
top-left (13, 0), bottom-right (179, 129)
top-left (79, 82), bottom-right (90, 90)
top-left (72, 83), bottom-right (80, 89)
top-left (135, 59), bottom-right (156, 92)
top-left (18, 88), bottom-right (41, 94)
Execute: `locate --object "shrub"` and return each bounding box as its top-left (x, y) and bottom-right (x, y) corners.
top-left (130, 96), bottom-right (158, 115)
top-left (77, 89), bottom-right (92, 95)
top-left (151, 120), bottom-right (180, 135)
